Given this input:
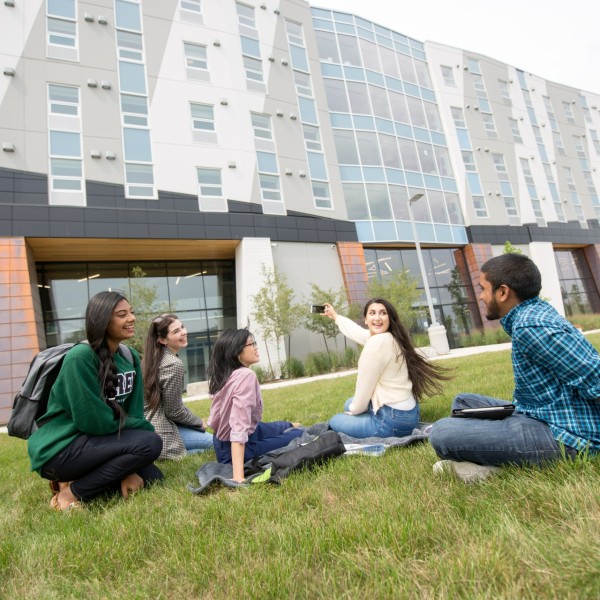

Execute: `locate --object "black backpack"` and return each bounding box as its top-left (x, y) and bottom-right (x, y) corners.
top-left (7, 342), bottom-right (134, 440)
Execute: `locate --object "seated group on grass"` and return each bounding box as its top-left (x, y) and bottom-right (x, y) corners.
top-left (27, 254), bottom-right (600, 510)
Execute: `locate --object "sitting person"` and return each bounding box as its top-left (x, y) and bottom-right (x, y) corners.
top-left (143, 313), bottom-right (213, 460)
top-left (322, 298), bottom-right (449, 438)
top-left (429, 253), bottom-right (600, 483)
top-left (207, 328), bottom-right (303, 482)
top-left (28, 291), bottom-right (163, 511)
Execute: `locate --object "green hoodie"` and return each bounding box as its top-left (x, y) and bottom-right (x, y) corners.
top-left (28, 343), bottom-right (153, 473)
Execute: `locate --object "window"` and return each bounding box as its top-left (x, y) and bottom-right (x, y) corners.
top-left (303, 124), bottom-right (322, 151)
top-left (591, 130), bottom-right (600, 154)
top-left (115, 0), bottom-right (142, 31)
top-left (46, 0), bottom-right (77, 60)
top-left (119, 62), bottom-right (147, 94)
top-left (467, 58), bottom-right (480, 73)
top-left (181, 0), bottom-right (201, 13)
top-left (256, 151), bottom-right (283, 211)
top-left (190, 103), bottom-right (216, 143)
top-left (553, 131), bottom-right (565, 155)
top-left (482, 113), bottom-right (497, 138)
top-left (573, 135), bottom-right (586, 158)
top-left (508, 118), bottom-right (522, 143)
top-left (190, 103), bottom-right (214, 131)
top-left (121, 94), bottom-right (148, 126)
top-left (492, 154), bottom-right (508, 180)
top-left (197, 167), bottom-right (226, 212)
top-left (251, 113), bottom-right (272, 140)
top-left (472, 195), bottom-right (488, 218)
top-left (184, 42), bottom-right (208, 79)
top-left (472, 73), bottom-right (491, 113)
top-left (48, 84), bottom-right (79, 116)
top-left (116, 30), bottom-right (143, 61)
top-left (450, 107), bottom-right (466, 128)
top-left (562, 101), bottom-right (575, 124)
top-left (47, 84), bottom-right (84, 203)
top-left (114, 0), bottom-right (155, 199)
top-left (235, 2), bottom-right (255, 28)
top-left (294, 71), bottom-right (312, 97)
top-left (498, 79), bottom-right (511, 104)
top-left (461, 150), bottom-right (476, 172)
top-left (243, 56), bottom-right (263, 83)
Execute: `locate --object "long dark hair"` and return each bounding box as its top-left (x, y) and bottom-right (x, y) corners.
top-left (142, 313), bottom-right (178, 416)
top-left (207, 328), bottom-right (252, 395)
top-left (363, 298), bottom-right (451, 400)
top-left (85, 290), bottom-right (131, 429)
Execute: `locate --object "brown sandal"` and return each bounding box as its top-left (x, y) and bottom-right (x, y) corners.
top-left (49, 494), bottom-right (82, 512)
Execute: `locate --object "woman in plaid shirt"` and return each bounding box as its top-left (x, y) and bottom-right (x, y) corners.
top-left (143, 314), bottom-right (213, 460)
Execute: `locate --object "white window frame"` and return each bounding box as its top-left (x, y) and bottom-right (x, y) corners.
top-left (46, 0), bottom-right (78, 60)
top-left (441, 65), bottom-right (455, 86)
top-left (197, 167), bottom-right (227, 212)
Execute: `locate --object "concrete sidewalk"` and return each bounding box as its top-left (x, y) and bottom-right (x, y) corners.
top-left (182, 339), bottom-right (514, 403)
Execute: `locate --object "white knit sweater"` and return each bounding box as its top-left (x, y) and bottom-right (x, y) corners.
top-left (335, 315), bottom-right (416, 414)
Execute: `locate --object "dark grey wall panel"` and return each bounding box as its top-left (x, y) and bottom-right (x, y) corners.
top-left (1, 167), bottom-right (359, 245)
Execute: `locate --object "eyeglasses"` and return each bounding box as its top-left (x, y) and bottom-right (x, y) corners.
top-left (244, 341), bottom-right (258, 348)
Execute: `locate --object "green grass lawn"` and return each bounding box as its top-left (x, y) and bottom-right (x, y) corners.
top-left (2, 335), bottom-right (600, 599)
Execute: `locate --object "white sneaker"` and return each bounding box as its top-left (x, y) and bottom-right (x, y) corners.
top-left (433, 460), bottom-right (500, 483)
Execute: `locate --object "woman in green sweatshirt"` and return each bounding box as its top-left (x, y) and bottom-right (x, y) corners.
top-left (28, 290), bottom-right (163, 511)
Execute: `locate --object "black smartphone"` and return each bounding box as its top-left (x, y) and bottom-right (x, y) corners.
top-left (310, 304), bottom-right (326, 314)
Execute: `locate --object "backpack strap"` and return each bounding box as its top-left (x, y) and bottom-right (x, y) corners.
top-left (117, 344), bottom-right (134, 366)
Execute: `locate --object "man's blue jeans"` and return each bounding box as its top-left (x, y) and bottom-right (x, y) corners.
top-left (177, 426), bottom-right (214, 455)
top-left (328, 398), bottom-right (419, 439)
top-left (429, 393), bottom-right (577, 466)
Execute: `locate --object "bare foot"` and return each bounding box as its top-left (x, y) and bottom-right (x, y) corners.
top-left (292, 422), bottom-right (302, 428)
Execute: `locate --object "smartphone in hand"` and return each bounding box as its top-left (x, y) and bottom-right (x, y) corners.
top-left (310, 304), bottom-right (326, 314)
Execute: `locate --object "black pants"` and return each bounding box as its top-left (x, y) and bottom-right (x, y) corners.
top-left (41, 429), bottom-right (164, 501)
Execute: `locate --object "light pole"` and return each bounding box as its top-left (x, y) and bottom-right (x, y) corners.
top-left (407, 193), bottom-right (450, 355)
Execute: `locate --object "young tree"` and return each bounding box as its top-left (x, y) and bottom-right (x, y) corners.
top-left (446, 266), bottom-right (471, 335)
top-left (251, 265), bottom-right (303, 378)
top-left (303, 284), bottom-right (348, 357)
top-left (503, 240), bottom-right (523, 254)
top-left (128, 266), bottom-right (171, 355)
top-left (367, 269), bottom-right (423, 329)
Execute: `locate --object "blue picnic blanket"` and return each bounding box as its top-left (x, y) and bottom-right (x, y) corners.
top-left (187, 422), bottom-right (432, 494)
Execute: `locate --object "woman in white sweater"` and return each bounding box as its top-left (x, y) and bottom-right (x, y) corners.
top-left (323, 298), bottom-right (448, 438)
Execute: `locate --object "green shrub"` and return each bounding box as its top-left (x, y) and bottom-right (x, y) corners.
top-left (568, 313), bottom-right (600, 331)
top-left (252, 365), bottom-right (274, 384)
top-left (304, 351), bottom-right (332, 376)
top-left (281, 357), bottom-right (305, 380)
top-left (339, 346), bottom-right (359, 368)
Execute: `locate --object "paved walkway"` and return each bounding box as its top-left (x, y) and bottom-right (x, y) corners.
top-left (182, 339), bottom-right (515, 403)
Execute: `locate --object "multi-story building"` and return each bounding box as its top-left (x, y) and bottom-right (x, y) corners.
top-left (2, 0), bottom-right (599, 423)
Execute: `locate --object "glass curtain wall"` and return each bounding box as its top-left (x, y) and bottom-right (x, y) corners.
top-left (363, 247), bottom-right (481, 347)
top-left (554, 249), bottom-right (600, 316)
top-left (36, 260), bottom-right (236, 382)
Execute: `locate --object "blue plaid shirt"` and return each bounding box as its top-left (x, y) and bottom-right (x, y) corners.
top-left (501, 297), bottom-right (600, 452)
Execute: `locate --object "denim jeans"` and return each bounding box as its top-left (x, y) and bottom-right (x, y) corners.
top-left (429, 393), bottom-right (577, 466)
top-left (41, 429), bottom-right (164, 501)
top-left (213, 421), bottom-right (304, 464)
top-left (328, 398), bottom-right (419, 439)
top-left (177, 426), bottom-right (214, 455)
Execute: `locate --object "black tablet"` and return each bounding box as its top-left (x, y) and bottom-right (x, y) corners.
top-left (451, 404), bottom-right (515, 420)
